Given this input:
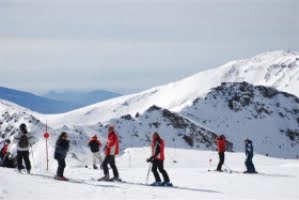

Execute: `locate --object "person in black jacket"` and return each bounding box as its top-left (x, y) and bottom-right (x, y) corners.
top-left (54, 132), bottom-right (70, 181)
top-left (244, 138), bottom-right (257, 173)
top-left (88, 135), bottom-right (103, 169)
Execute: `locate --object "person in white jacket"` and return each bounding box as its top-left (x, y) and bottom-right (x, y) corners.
top-left (13, 123), bottom-right (34, 173)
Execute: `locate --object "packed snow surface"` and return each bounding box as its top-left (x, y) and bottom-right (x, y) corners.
top-left (0, 148), bottom-right (298, 200)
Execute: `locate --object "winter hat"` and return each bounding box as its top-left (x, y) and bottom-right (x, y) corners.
top-left (92, 135), bottom-right (97, 139)
top-left (19, 123), bottom-right (26, 130)
top-left (5, 139), bottom-right (11, 144)
top-left (108, 125), bottom-right (114, 132)
top-left (19, 123), bottom-right (28, 134)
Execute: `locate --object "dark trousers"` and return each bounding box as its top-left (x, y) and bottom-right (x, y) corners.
top-left (217, 152), bottom-right (225, 171)
top-left (17, 151), bottom-right (31, 171)
top-left (102, 155), bottom-right (119, 178)
top-left (245, 154), bottom-right (256, 172)
top-left (57, 159), bottom-right (66, 177)
top-left (152, 160), bottom-right (170, 182)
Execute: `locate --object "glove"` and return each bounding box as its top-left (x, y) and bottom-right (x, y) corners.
top-left (146, 157), bottom-right (154, 163)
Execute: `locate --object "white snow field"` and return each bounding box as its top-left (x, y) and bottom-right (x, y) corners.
top-left (0, 148), bottom-right (298, 200)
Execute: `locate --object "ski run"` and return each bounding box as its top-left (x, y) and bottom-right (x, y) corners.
top-left (0, 148), bottom-right (298, 200)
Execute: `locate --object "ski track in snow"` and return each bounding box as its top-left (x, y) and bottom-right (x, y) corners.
top-left (0, 148), bottom-right (298, 200)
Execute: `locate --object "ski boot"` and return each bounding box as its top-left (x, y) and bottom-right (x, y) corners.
top-left (97, 174), bottom-right (110, 181)
top-left (110, 177), bottom-right (122, 182)
top-left (55, 176), bottom-right (68, 181)
top-left (162, 182), bottom-right (173, 187)
top-left (150, 181), bottom-right (162, 186)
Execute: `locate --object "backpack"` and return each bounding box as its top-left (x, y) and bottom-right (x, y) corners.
top-left (19, 135), bottom-right (29, 148)
top-left (89, 140), bottom-right (100, 152)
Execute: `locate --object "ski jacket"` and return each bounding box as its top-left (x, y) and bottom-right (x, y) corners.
top-left (151, 137), bottom-right (165, 161)
top-left (1, 144), bottom-right (9, 156)
top-left (88, 138), bottom-right (102, 153)
top-left (216, 137), bottom-right (226, 153)
top-left (54, 139), bottom-right (70, 160)
top-left (245, 140), bottom-right (254, 156)
top-left (105, 131), bottom-right (119, 156)
top-left (13, 130), bottom-right (34, 151)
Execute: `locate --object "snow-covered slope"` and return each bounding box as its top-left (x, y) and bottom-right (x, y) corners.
top-left (0, 100), bottom-right (234, 167)
top-left (1, 50), bottom-right (298, 160)
top-left (40, 50), bottom-right (299, 127)
top-left (0, 148), bottom-right (298, 200)
top-left (181, 82), bottom-right (299, 158)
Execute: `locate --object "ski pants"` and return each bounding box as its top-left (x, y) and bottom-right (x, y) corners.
top-left (217, 152), bottom-right (225, 171)
top-left (245, 154), bottom-right (256, 172)
top-left (17, 150), bottom-right (31, 171)
top-left (92, 152), bottom-right (103, 166)
top-left (102, 155), bottom-right (119, 178)
top-left (56, 158), bottom-right (66, 177)
top-left (152, 159), bottom-right (170, 182)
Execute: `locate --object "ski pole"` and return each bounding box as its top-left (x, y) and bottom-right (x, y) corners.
top-left (145, 162), bottom-right (152, 185)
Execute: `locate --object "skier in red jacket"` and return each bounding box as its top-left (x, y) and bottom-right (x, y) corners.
top-left (216, 135), bottom-right (226, 171)
top-left (99, 126), bottom-right (120, 181)
top-left (0, 139), bottom-right (11, 161)
top-left (147, 132), bottom-right (172, 186)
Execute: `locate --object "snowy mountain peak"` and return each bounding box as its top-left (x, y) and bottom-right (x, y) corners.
top-left (182, 81), bottom-right (299, 158)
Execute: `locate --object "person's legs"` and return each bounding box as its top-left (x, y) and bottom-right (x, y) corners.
top-left (92, 153), bottom-right (97, 166)
top-left (217, 152), bottom-right (224, 171)
top-left (57, 159), bottom-right (66, 177)
top-left (109, 156), bottom-right (119, 179)
top-left (23, 151), bottom-right (31, 172)
top-left (157, 160), bottom-right (170, 182)
top-left (101, 156), bottom-right (110, 177)
top-left (248, 155), bottom-right (256, 172)
top-left (151, 160), bottom-right (161, 182)
top-left (17, 151), bottom-right (23, 171)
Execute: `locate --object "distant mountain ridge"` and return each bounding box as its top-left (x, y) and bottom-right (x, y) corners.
top-left (0, 87), bottom-right (122, 114)
top-left (43, 90), bottom-right (121, 107)
top-left (0, 87), bottom-right (79, 114)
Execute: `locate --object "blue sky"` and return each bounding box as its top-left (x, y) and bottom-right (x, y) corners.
top-left (0, 0), bottom-right (298, 94)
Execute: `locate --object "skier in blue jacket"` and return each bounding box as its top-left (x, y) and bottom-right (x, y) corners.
top-left (244, 138), bottom-right (257, 173)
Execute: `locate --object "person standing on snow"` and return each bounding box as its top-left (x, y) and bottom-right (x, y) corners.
top-left (147, 132), bottom-right (172, 186)
top-left (0, 139), bottom-right (11, 161)
top-left (244, 138), bottom-right (257, 173)
top-left (88, 135), bottom-right (103, 169)
top-left (99, 126), bottom-right (120, 181)
top-left (54, 132), bottom-right (70, 181)
top-left (13, 123), bottom-right (34, 173)
top-left (216, 135), bottom-right (226, 172)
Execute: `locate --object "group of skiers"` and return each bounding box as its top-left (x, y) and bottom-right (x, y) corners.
top-left (216, 135), bottom-right (256, 173)
top-left (0, 123), bottom-right (257, 186)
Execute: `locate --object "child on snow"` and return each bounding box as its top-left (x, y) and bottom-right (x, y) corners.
top-left (244, 138), bottom-right (257, 173)
top-left (88, 135), bottom-right (103, 169)
top-left (54, 132), bottom-right (70, 181)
